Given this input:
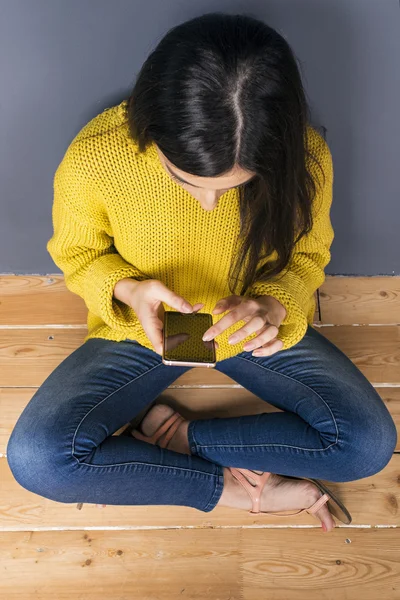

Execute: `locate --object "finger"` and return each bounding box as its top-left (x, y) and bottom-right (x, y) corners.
top-left (140, 305), bottom-right (164, 355)
top-left (242, 324), bottom-right (280, 350)
top-left (191, 303), bottom-right (205, 313)
top-left (227, 314), bottom-right (274, 345)
top-left (154, 281), bottom-right (193, 313)
top-left (156, 302), bottom-right (165, 320)
top-left (212, 296), bottom-right (241, 314)
top-left (203, 339), bottom-right (219, 350)
top-left (251, 338), bottom-right (284, 356)
top-left (234, 321), bottom-right (279, 350)
top-left (243, 325), bottom-right (279, 352)
top-left (203, 303), bottom-right (253, 341)
top-left (149, 303), bottom-right (204, 355)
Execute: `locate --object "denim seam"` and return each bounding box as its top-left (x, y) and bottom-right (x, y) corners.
top-left (71, 361), bottom-right (164, 461)
top-left (71, 362), bottom-right (223, 479)
top-left (188, 422), bottom-right (224, 511)
top-left (187, 420), bottom-right (198, 455)
top-left (193, 354), bottom-right (339, 452)
top-left (191, 417), bottom-right (225, 511)
top-left (202, 471), bottom-right (224, 511)
top-left (72, 459), bottom-right (223, 479)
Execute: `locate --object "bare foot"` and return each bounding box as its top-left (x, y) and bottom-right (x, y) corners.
top-left (218, 468), bottom-right (336, 532)
top-left (132, 403), bottom-right (191, 455)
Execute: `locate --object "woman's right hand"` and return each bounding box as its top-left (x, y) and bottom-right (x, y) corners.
top-left (95, 279), bottom-right (208, 509)
top-left (113, 278), bottom-right (205, 355)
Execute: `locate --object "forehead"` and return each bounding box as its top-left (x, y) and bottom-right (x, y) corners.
top-left (164, 160), bottom-right (255, 190)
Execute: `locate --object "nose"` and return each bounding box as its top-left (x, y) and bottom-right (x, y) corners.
top-left (195, 189), bottom-right (221, 211)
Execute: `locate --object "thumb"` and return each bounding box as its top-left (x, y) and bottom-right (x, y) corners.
top-left (139, 303), bottom-right (164, 355)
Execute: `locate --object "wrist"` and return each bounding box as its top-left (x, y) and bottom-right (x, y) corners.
top-left (113, 278), bottom-right (140, 304)
top-left (258, 294), bottom-right (287, 325)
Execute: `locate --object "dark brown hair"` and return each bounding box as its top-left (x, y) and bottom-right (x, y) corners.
top-left (125, 12), bottom-right (325, 295)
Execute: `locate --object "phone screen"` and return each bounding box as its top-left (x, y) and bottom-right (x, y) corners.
top-left (163, 311), bottom-right (216, 364)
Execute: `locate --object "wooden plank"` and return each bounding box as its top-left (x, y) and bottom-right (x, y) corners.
top-left (240, 528), bottom-right (400, 600)
top-left (2, 388), bottom-right (399, 456)
top-left (1, 528), bottom-right (399, 600)
top-left (1, 454), bottom-right (399, 530)
top-left (0, 326), bottom-right (398, 387)
top-left (0, 528), bottom-right (241, 600)
top-left (0, 275), bottom-right (86, 325)
top-left (320, 276), bottom-right (400, 324)
top-left (319, 325), bottom-right (400, 385)
top-left (0, 274), bottom-right (319, 325)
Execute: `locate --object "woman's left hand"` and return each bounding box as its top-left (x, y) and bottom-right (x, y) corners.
top-left (202, 294), bottom-right (287, 356)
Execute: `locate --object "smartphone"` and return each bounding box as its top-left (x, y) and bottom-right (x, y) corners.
top-left (162, 311), bottom-right (216, 368)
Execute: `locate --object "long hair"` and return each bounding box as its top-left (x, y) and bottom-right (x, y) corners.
top-left (125, 12), bottom-right (325, 296)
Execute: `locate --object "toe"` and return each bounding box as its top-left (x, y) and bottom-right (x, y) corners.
top-left (303, 482), bottom-right (336, 532)
top-left (313, 502), bottom-right (336, 531)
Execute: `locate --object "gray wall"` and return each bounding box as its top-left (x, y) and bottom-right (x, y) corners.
top-left (1, 0), bottom-right (399, 275)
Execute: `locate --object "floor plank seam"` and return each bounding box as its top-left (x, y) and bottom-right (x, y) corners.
top-left (1, 524), bottom-right (398, 532)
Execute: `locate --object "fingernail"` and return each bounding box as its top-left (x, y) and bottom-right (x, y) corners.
top-left (182, 306), bottom-right (192, 313)
top-left (322, 523), bottom-right (327, 532)
top-left (202, 334), bottom-right (212, 341)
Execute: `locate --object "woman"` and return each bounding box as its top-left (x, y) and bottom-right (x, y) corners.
top-left (7, 13), bottom-right (396, 533)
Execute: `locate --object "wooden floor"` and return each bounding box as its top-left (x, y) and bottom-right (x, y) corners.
top-left (0, 275), bottom-right (399, 599)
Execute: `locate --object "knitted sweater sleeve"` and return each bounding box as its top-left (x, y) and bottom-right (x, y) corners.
top-left (47, 141), bottom-right (148, 332)
top-left (244, 135), bottom-right (334, 350)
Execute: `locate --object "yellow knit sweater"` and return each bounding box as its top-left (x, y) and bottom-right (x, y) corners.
top-left (47, 100), bottom-right (334, 361)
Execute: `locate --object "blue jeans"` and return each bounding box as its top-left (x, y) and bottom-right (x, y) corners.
top-left (7, 325), bottom-right (397, 513)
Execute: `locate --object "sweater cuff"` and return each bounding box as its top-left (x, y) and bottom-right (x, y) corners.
top-left (245, 281), bottom-right (309, 350)
top-left (83, 253), bottom-right (146, 331)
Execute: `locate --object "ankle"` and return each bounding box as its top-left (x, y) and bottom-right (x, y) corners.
top-left (216, 468), bottom-right (242, 509)
top-left (173, 420), bottom-right (191, 455)
top-left (182, 420), bottom-right (191, 454)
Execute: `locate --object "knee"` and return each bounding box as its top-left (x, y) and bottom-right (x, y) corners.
top-left (7, 419), bottom-right (71, 502)
top-left (345, 409), bottom-right (397, 479)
